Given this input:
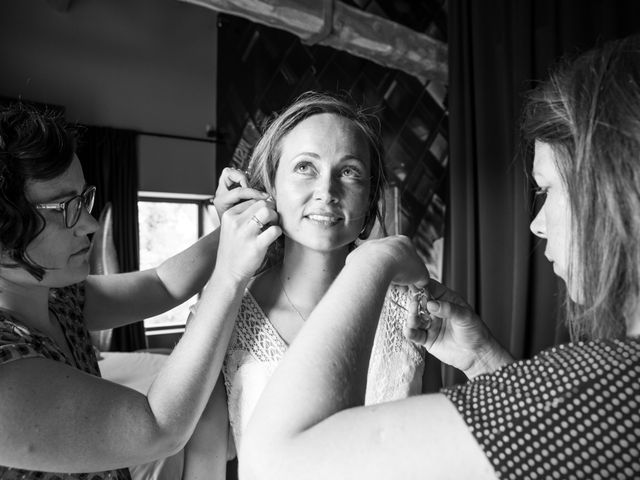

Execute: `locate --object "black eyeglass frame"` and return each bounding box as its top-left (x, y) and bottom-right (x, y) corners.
top-left (35, 185), bottom-right (97, 228)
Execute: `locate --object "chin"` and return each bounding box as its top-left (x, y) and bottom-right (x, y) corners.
top-left (556, 270), bottom-right (583, 304)
top-left (286, 229), bottom-right (358, 252)
top-left (45, 265), bottom-right (91, 288)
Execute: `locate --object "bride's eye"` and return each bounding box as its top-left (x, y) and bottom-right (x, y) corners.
top-left (341, 166), bottom-right (363, 178)
top-left (294, 161), bottom-right (315, 175)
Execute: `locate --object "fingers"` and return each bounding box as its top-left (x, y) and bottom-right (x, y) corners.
top-left (403, 286), bottom-right (434, 346)
top-left (255, 224), bottom-right (283, 249)
top-left (219, 167), bottom-right (249, 191)
top-left (219, 186), bottom-right (270, 204)
top-left (427, 299), bottom-right (466, 322)
top-left (403, 324), bottom-right (428, 346)
top-left (427, 278), bottom-right (470, 308)
top-left (244, 200), bottom-right (279, 231)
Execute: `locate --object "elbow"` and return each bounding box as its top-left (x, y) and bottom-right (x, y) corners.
top-left (140, 426), bottom-right (188, 461)
top-left (139, 409), bottom-right (192, 461)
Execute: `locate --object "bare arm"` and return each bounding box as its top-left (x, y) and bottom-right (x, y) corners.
top-left (242, 236), bottom-right (497, 480)
top-left (0, 199), bottom-right (281, 473)
top-left (84, 168), bottom-right (269, 332)
top-left (182, 375), bottom-right (230, 480)
top-left (84, 228), bottom-right (220, 331)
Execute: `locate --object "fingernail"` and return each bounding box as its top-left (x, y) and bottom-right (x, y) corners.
top-left (427, 300), bottom-right (440, 313)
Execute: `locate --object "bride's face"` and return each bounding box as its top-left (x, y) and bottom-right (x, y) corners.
top-left (273, 113), bottom-right (371, 253)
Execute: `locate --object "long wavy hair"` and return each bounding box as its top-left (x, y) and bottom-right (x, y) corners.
top-left (247, 91), bottom-right (387, 268)
top-left (522, 35), bottom-right (640, 341)
top-left (0, 103), bottom-right (78, 280)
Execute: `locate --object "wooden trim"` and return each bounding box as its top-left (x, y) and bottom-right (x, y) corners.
top-left (180, 0), bottom-right (448, 84)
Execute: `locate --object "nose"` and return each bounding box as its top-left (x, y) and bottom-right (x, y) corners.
top-left (314, 171), bottom-right (339, 204)
top-left (74, 207), bottom-right (99, 236)
top-left (530, 207), bottom-right (546, 239)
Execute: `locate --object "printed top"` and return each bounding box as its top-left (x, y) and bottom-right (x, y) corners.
top-left (0, 283), bottom-right (132, 480)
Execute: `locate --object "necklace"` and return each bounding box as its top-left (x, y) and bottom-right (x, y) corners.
top-left (279, 273), bottom-right (307, 322)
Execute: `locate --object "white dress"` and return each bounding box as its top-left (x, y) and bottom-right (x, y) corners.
top-left (222, 284), bottom-right (425, 452)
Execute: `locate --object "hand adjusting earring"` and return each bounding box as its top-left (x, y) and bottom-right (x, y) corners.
top-left (250, 215), bottom-right (265, 229)
top-left (413, 287), bottom-right (433, 329)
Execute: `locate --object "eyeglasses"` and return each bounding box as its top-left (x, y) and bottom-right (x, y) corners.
top-left (35, 185), bottom-right (97, 228)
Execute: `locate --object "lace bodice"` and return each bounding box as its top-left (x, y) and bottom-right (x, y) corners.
top-left (222, 284), bottom-right (425, 452)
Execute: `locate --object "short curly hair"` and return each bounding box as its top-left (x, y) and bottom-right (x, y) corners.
top-left (0, 103), bottom-right (78, 280)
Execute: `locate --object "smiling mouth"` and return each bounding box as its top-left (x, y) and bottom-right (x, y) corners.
top-left (305, 214), bottom-right (342, 226)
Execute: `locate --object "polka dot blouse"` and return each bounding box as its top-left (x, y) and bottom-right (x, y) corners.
top-left (442, 337), bottom-right (640, 480)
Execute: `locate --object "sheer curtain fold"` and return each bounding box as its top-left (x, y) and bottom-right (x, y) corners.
top-left (78, 126), bottom-right (147, 351)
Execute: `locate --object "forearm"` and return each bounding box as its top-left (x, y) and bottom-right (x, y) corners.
top-left (145, 268), bottom-right (244, 448)
top-left (246, 259), bottom-right (393, 441)
top-left (155, 228), bottom-right (221, 303)
top-left (182, 376), bottom-right (229, 480)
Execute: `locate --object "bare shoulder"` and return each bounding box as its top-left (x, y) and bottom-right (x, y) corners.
top-left (248, 393), bottom-right (498, 480)
top-left (0, 357), bottom-right (153, 472)
top-left (336, 393), bottom-right (498, 480)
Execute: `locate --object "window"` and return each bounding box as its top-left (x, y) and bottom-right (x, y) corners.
top-left (138, 192), bottom-right (216, 335)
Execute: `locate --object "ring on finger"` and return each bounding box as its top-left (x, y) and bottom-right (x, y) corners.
top-left (250, 215), bottom-right (265, 229)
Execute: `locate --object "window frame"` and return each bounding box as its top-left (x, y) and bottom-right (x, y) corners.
top-left (137, 191), bottom-right (215, 337)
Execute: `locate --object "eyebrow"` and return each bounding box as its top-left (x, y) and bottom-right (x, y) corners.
top-left (40, 185), bottom-right (88, 203)
top-left (292, 152), bottom-right (321, 160)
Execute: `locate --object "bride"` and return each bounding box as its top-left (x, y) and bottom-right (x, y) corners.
top-left (188, 92), bottom-right (427, 476)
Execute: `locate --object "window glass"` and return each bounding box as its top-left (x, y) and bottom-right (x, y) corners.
top-left (139, 201), bottom-right (199, 329)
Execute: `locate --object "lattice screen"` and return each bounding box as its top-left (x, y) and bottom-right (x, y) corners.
top-left (217, 0), bottom-right (448, 277)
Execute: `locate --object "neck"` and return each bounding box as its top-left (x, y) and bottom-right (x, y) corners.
top-left (0, 276), bottom-right (51, 328)
top-left (278, 240), bottom-right (349, 316)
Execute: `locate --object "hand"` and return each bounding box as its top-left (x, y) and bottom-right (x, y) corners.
top-left (215, 198), bottom-right (281, 283)
top-left (214, 167), bottom-right (270, 220)
top-left (347, 236), bottom-right (429, 287)
top-left (403, 280), bottom-right (513, 378)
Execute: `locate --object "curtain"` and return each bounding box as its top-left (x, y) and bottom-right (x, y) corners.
top-left (77, 126), bottom-right (147, 351)
top-left (445, 0), bottom-right (640, 385)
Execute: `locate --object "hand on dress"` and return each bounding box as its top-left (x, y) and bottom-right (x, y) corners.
top-left (215, 198), bottom-right (281, 284)
top-left (347, 235), bottom-right (430, 287)
top-left (213, 167), bottom-right (271, 220)
top-left (403, 280), bottom-right (514, 378)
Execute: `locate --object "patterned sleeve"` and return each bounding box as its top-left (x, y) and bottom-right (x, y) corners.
top-left (441, 339), bottom-right (640, 480)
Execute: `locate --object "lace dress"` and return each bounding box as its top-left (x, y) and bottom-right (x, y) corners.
top-left (222, 284), bottom-right (425, 451)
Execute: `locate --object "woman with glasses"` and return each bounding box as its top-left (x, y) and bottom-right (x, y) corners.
top-left (0, 104), bottom-right (281, 479)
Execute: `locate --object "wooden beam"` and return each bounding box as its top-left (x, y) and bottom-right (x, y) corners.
top-left (180, 0), bottom-right (448, 84)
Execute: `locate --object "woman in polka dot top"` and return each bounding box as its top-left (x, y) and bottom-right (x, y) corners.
top-left (241, 35), bottom-right (640, 480)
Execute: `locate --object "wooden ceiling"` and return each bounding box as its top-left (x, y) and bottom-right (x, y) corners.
top-left (180, 0), bottom-right (448, 84)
